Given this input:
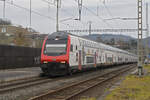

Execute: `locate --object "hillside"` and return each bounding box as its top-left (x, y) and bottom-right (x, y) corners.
top-left (82, 34), bottom-right (150, 55)
top-left (82, 34), bottom-right (135, 42)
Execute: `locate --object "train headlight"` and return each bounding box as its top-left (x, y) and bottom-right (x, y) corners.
top-left (60, 61), bottom-right (66, 64)
top-left (43, 61), bottom-right (48, 64)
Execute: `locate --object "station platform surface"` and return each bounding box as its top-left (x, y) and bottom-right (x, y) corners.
top-left (0, 67), bottom-right (41, 83)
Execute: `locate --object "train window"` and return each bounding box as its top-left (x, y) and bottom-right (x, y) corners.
top-left (99, 56), bottom-right (101, 62)
top-left (76, 45), bottom-right (78, 50)
top-left (107, 57), bottom-right (113, 63)
top-left (70, 45), bottom-right (73, 52)
top-left (86, 57), bottom-right (94, 63)
top-left (76, 53), bottom-right (78, 62)
top-left (88, 49), bottom-right (90, 54)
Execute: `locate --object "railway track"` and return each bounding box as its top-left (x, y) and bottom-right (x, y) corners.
top-left (0, 68), bottom-right (101, 94)
top-left (29, 64), bottom-right (135, 100)
top-left (0, 68), bottom-right (104, 94)
top-left (0, 77), bottom-right (54, 94)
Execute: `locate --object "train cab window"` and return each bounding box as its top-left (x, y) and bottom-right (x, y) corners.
top-left (70, 44), bottom-right (73, 52)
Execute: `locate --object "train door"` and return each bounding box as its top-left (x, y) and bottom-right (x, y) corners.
top-left (78, 50), bottom-right (82, 70)
top-left (105, 53), bottom-right (107, 64)
top-left (82, 46), bottom-right (85, 65)
top-left (94, 52), bottom-right (97, 67)
top-left (112, 54), bottom-right (114, 63)
top-left (101, 52), bottom-right (105, 63)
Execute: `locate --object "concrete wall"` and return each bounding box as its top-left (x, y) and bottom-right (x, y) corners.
top-left (0, 45), bottom-right (41, 69)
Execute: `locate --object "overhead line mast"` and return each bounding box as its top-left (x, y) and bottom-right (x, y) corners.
top-left (56, 0), bottom-right (59, 32)
top-left (88, 21), bottom-right (92, 35)
top-left (3, 0), bottom-right (6, 19)
top-left (30, 0), bottom-right (32, 29)
top-left (78, 0), bottom-right (82, 20)
top-left (146, 3), bottom-right (149, 62)
top-left (137, 0), bottom-right (143, 76)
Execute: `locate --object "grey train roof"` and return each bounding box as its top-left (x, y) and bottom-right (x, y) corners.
top-left (49, 31), bottom-right (136, 57)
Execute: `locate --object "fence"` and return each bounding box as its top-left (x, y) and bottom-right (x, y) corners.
top-left (0, 45), bottom-right (41, 69)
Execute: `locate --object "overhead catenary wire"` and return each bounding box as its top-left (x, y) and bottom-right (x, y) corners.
top-left (41, 0), bottom-right (56, 6)
top-left (0, 0), bottom-right (128, 33)
top-left (74, 0), bottom-right (113, 28)
top-left (61, 0), bottom-right (88, 27)
top-left (41, 0), bottom-right (88, 32)
top-left (44, 0), bottom-right (78, 31)
top-left (42, 0), bottom-right (75, 17)
top-left (62, 0), bottom-right (113, 30)
top-left (0, 0), bottom-right (75, 28)
top-left (42, 0), bottom-right (87, 28)
top-left (5, 1), bottom-right (55, 20)
top-left (102, 3), bottom-right (121, 28)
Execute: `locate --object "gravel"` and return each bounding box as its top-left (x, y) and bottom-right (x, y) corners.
top-left (0, 66), bottom-right (130, 100)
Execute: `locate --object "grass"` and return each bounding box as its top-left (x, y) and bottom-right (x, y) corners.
top-left (105, 65), bottom-right (150, 100)
top-left (80, 98), bottom-right (96, 100)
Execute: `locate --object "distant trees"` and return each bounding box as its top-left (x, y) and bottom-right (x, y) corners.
top-left (14, 27), bottom-right (31, 47)
top-left (96, 36), bottom-right (137, 51)
top-left (110, 38), bottom-right (115, 45)
top-left (0, 19), bottom-right (43, 48)
top-left (130, 39), bottom-right (137, 47)
top-left (96, 36), bottom-right (104, 43)
top-left (0, 19), bottom-right (12, 25)
top-left (13, 27), bottom-right (43, 48)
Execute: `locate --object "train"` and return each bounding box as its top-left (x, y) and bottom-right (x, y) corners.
top-left (40, 31), bottom-right (137, 76)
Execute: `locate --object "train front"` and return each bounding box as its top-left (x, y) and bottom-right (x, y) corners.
top-left (40, 32), bottom-right (70, 76)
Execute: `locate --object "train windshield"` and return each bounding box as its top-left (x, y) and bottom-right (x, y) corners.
top-left (44, 38), bottom-right (68, 56)
top-left (45, 44), bottom-right (66, 54)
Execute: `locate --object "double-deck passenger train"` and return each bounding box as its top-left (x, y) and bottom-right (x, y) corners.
top-left (40, 31), bottom-right (137, 76)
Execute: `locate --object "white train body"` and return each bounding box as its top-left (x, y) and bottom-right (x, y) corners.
top-left (41, 32), bottom-right (137, 76)
top-left (69, 34), bottom-right (137, 70)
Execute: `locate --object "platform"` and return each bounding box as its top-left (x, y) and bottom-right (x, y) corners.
top-left (0, 67), bottom-right (41, 83)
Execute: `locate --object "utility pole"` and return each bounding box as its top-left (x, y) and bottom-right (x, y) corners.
top-left (78, 0), bottom-right (82, 20)
top-left (1, 0), bottom-right (6, 33)
top-left (56, 0), bottom-right (59, 32)
top-left (3, 0), bottom-right (6, 19)
top-left (97, 4), bottom-right (99, 16)
top-left (89, 21), bottom-right (92, 35)
top-left (137, 0), bottom-right (143, 76)
top-left (30, 0), bottom-right (32, 29)
top-left (146, 3), bottom-right (149, 62)
top-left (29, 0), bottom-right (35, 48)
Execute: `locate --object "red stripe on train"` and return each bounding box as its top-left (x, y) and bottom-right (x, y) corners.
top-left (41, 35), bottom-right (71, 64)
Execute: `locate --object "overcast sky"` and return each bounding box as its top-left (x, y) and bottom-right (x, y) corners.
top-left (0, 0), bottom-right (150, 38)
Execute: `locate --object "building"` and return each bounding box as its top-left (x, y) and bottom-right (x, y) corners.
top-left (0, 25), bottom-right (43, 48)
